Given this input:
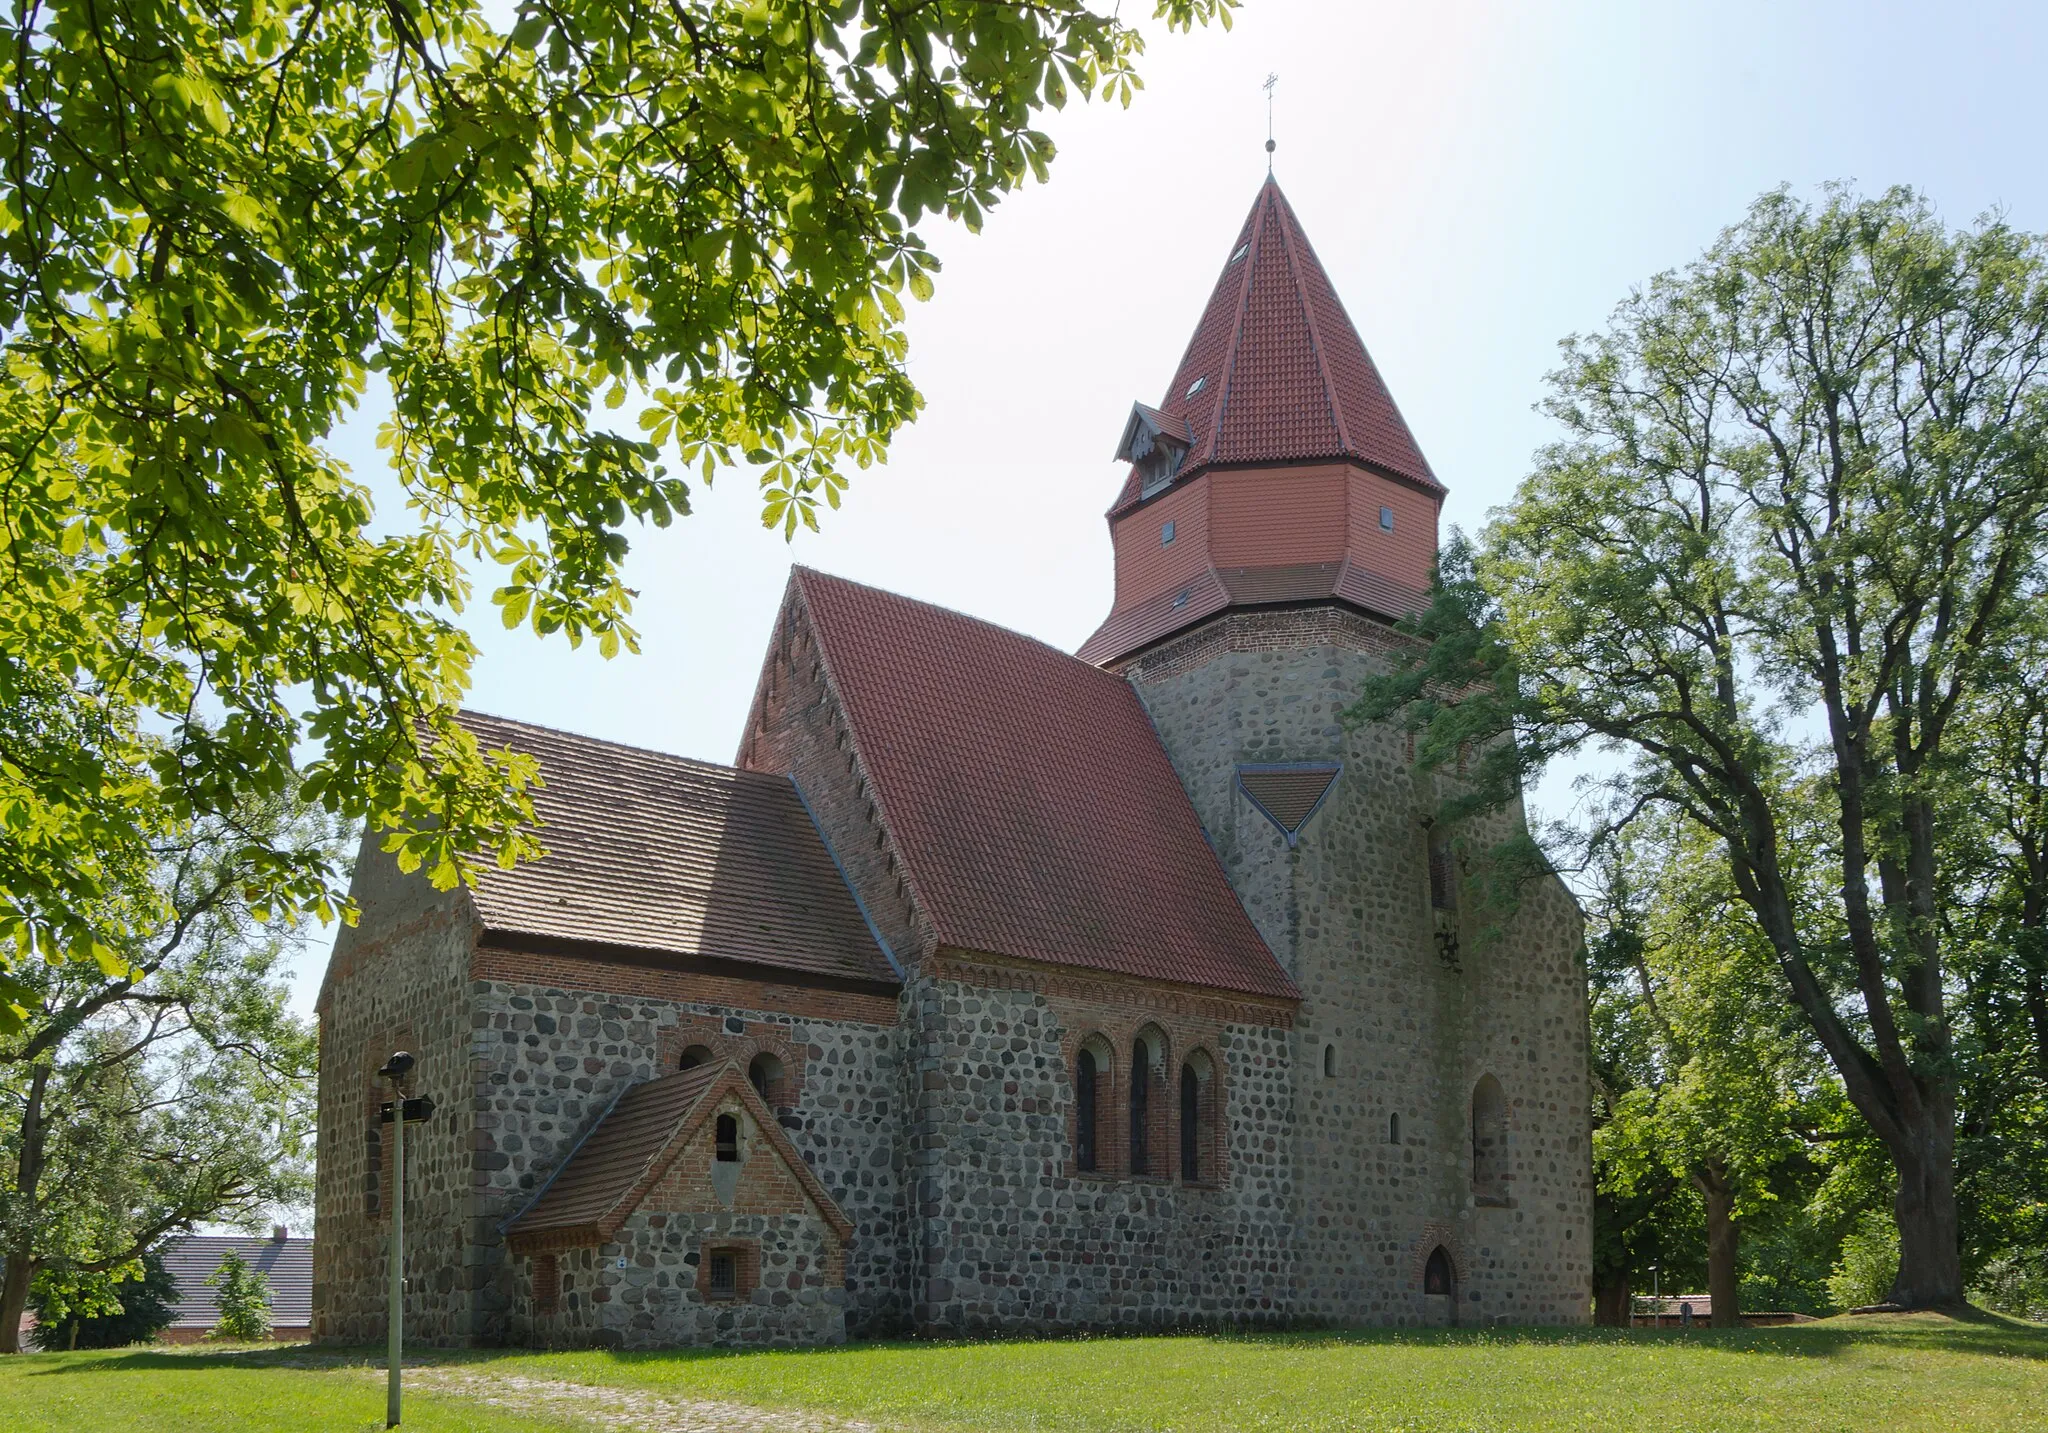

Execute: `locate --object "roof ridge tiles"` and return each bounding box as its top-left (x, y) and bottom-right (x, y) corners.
top-left (792, 567), bottom-right (1116, 683)
top-left (460, 710), bottom-right (791, 786)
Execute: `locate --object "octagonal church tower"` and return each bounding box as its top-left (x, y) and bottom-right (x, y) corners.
top-left (1080, 178), bottom-right (1592, 1324)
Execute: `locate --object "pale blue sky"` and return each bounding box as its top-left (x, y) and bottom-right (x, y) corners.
top-left (287, 0), bottom-right (2048, 1014)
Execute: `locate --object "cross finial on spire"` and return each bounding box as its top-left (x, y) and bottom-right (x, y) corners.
top-left (1263, 73), bottom-right (1279, 172)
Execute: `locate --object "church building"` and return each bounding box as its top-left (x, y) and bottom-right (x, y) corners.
top-left (311, 178), bottom-right (1593, 1349)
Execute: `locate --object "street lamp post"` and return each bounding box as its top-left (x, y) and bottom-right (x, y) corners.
top-left (377, 1051), bottom-right (421, 1429)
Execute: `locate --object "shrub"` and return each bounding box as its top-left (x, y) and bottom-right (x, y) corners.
top-left (27, 1255), bottom-right (177, 1350)
top-left (1971, 1255), bottom-right (2048, 1322)
top-left (1828, 1210), bottom-right (1900, 1311)
top-left (205, 1250), bottom-right (272, 1342)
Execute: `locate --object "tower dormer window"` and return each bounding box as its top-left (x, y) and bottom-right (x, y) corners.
top-left (1380, 505), bottom-right (1395, 533)
top-left (1185, 376), bottom-right (1207, 398)
top-left (1115, 403), bottom-right (1194, 501)
top-left (1161, 520), bottom-right (1176, 546)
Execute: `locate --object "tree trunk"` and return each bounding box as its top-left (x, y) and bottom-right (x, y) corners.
top-left (0, 1248), bottom-right (33, 1355)
top-left (1, 1063), bottom-right (51, 1356)
top-left (1890, 1109), bottom-right (1965, 1308)
top-left (1695, 1162), bottom-right (1741, 1329)
top-left (1594, 1269), bottom-right (1632, 1327)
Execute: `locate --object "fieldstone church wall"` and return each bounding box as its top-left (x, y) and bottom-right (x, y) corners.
top-left (1120, 607), bottom-right (1593, 1326)
top-left (463, 957), bottom-right (908, 1339)
top-left (903, 960), bottom-right (1298, 1332)
top-left (311, 844), bottom-right (483, 1345)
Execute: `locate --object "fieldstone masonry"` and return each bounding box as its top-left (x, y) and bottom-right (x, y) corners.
top-left (1118, 607), bottom-right (1593, 1324)
top-left (313, 598), bottom-right (1591, 1344)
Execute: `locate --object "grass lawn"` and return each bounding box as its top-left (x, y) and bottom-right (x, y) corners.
top-left (0, 1344), bottom-right (605, 1433)
top-left (4, 1313), bottom-right (2044, 1432)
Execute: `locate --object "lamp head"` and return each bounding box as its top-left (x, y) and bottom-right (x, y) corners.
top-left (378, 1051), bottom-right (416, 1082)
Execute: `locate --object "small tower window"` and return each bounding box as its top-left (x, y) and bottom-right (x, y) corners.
top-left (1323, 1044), bottom-right (1335, 1078)
top-left (1429, 830), bottom-right (1458, 913)
top-left (715, 1113), bottom-right (739, 1162)
top-left (1161, 520), bottom-right (1176, 546)
top-left (1229, 244), bottom-right (1250, 265)
top-left (1185, 376), bottom-right (1207, 398)
top-left (1379, 505), bottom-right (1395, 533)
top-left (1389, 1112), bottom-right (1402, 1145)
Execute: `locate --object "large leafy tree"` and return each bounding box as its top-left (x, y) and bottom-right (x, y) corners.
top-left (0, 0), bottom-right (1234, 1016)
top-left (1357, 186), bottom-right (2048, 1307)
top-left (1587, 824), bottom-right (1844, 1326)
top-left (0, 786), bottom-right (332, 1353)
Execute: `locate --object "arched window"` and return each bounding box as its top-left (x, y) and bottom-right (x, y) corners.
top-left (1178, 1049), bottom-right (1215, 1184)
top-left (748, 1051), bottom-right (785, 1106)
top-left (678, 1044), bottom-right (713, 1071)
top-left (1129, 1043), bottom-right (1152, 1176)
top-left (1076, 1046), bottom-right (1100, 1173)
top-left (1472, 1074), bottom-right (1508, 1202)
top-left (1389, 1112), bottom-right (1401, 1146)
top-left (1130, 1027), bottom-right (1168, 1177)
top-left (1424, 1246), bottom-right (1454, 1296)
top-left (1323, 1043), bottom-right (1335, 1078)
top-left (714, 1113), bottom-right (739, 1162)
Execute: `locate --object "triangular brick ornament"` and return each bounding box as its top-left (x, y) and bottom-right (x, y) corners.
top-left (1236, 762), bottom-right (1342, 847)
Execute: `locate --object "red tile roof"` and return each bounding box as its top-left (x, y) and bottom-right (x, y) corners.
top-left (1110, 177), bottom-right (1439, 515)
top-left (788, 569), bottom-right (1297, 1002)
top-left (504, 1061), bottom-right (852, 1249)
top-left (459, 713), bottom-right (896, 988)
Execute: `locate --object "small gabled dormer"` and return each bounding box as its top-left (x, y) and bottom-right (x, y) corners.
top-left (1116, 402), bottom-right (1195, 500)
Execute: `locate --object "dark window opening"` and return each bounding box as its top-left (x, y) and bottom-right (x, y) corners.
top-left (1180, 1065), bottom-right (1200, 1183)
top-left (678, 1044), bottom-right (712, 1071)
top-left (1472, 1075), bottom-right (1508, 1200)
top-left (1076, 1048), bottom-right (1099, 1173)
top-left (1389, 1112), bottom-right (1402, 1145)
top-left (1323, 1044), bottom-right (1335, 1078)
top-left (747, 1051), bottom-right (784, 1105)
top-left (1129, 1045), bottom-right (1151, 1176)
top-left (715, 1113), bottom-right (739, 1162)
top-left (1425, 1246), bottom-right (1454, 1296)
top-left (1429, 830), bottom-right (1458, 913)
top-left (708, 1251), bottom-right (737, 1297)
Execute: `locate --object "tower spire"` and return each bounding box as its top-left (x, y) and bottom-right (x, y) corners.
top-left (1263, 72), bottom-right (1278, 172)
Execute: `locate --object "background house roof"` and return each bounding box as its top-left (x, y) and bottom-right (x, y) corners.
top-left (1110, 176), bottom-right (1440, 516)
top-left (159, 1234), bottom-right (312, 1330)
top-left (790, 569), bottom-right (1298, 1001)
top-left (460, 713), bottom-right (896, 987)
